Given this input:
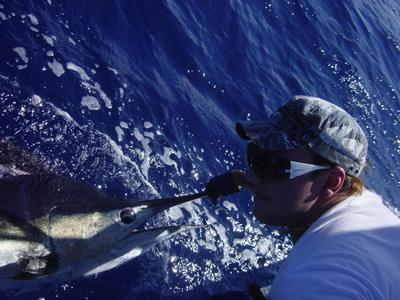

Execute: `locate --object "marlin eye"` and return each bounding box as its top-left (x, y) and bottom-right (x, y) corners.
top-left (119, 207), bottom-right (136, 224)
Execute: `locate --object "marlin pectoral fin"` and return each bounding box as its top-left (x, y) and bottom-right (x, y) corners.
top-left (10, 255), bottom-right (60, 280)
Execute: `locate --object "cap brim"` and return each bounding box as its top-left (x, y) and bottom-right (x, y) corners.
top-left (236, 121), bottom-right (302, 150)
top-left (235, 121), bottom-right (252, 140)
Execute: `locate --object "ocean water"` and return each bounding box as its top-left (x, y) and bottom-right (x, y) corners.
top-left (1, 0), bottom-right (400, 299)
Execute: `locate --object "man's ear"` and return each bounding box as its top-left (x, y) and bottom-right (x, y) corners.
top-left (322, 166), bottom-right (346, 197)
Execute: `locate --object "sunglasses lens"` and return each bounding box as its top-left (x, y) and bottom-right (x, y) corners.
top-left (246, 143), bottom-right (290, 179)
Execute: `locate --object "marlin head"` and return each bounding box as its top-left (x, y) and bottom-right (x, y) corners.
top-left (46, 186), bottom-right (206, 279)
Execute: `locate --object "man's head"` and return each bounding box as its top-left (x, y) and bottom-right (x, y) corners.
top-left (236, 95), bottom-right (368, 177)
top-left (236, 96), bottom-right (368, 235)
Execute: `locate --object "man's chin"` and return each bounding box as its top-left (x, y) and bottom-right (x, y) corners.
top-left (253, 209), bottom-right (283, 227)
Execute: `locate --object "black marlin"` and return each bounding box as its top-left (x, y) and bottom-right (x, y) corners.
top-left (0, 138), bottom-right (207, 285)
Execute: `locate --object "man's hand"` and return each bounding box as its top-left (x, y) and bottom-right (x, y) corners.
top-left (206, 171), bottom-right (241, 205)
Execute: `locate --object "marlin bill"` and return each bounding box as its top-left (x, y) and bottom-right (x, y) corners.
top-left (0, 138), bottom-right (206, 285)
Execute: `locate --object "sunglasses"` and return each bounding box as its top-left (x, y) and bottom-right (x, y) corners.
top-left (246, 143), bottom-right (329, 180)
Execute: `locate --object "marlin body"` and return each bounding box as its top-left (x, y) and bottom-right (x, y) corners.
top-left (0, 138), bottom-right (205, 285)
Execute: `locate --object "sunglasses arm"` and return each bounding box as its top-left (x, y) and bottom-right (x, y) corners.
top-left (288, 161), bottom-right (329, 179)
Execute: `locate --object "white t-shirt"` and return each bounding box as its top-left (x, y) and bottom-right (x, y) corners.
top-left (269, 190), bottom-right (400, 299)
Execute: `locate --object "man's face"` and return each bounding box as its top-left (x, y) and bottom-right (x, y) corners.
top-left (245, 147), bottom-right (325, 228)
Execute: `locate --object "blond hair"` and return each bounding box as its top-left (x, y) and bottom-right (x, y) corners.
top-left (338, 162), bottom-right (370, 197)
top-left (339, 176), bottom-right (364, 197)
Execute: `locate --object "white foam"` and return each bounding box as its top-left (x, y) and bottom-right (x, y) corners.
top-left (115, 126), bottom-right (124, 142)
top-left (254, 236), bottom-right (273, 256)
top-left (27, 14), bottom-right (39, 25)
top-left (30, 94), bottom-right (43, 106)
top-left (157, 147), bottom-right (181, 174)
top-left (81, 96), bottom-right (100, 110)
top-left (144, 131), bottom-right (154, 139)
top-left (144, 121), bottom-right (153, 129)
top-left (222, 200), bottom-right (238, 211)
top-left (216, 223), bottom-right (239, 265)
top-left (68, 37), bottom-right (76, 45)
top-left (95, 83), bottom-right (112, 108)
top-left (240, 249), bottom-right (257, 266)
top-left (67, 62), bottom-right (112, 109)
top-left (42, 34), bottom-right (54, 46)
top-left (48, 59), bottom-right (65, 77)
top-left (13, 47), bottom-right (28, 63)
top-left (50, 103), bottom-right (74, 122)
top-left (108, 66), bottom-right (118, 75)
top-left (66, 62), bottom-right (91, 81)
top-left (133, 127), bottom-right (152, 179)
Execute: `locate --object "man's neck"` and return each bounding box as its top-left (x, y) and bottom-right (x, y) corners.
top-left (288, 194), bottom-right (348, 244)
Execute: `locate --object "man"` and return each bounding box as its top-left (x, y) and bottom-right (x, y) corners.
top-left (207, 95), bottom-right (400, 299)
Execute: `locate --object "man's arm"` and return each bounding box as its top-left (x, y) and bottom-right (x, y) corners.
top-left (206, 170), bottom-right (256, 205)
top-left (231, 170), bottom-right (256, 194)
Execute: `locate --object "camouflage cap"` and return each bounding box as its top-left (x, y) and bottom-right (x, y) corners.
top-left (236, 95), bottom-right (368, 177)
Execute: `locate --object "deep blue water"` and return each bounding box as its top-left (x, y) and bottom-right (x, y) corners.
top-left (1, 0), bottom-right (400, 299)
